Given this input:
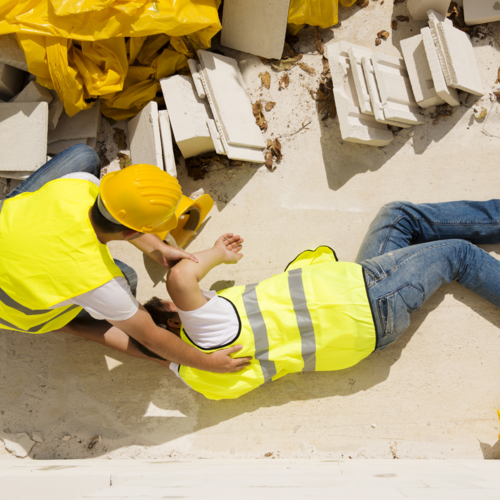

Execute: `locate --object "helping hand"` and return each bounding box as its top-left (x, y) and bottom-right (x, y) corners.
top-left (155, 244), bottom-right (199, 269)
top-left (214, 233), bottom-right (244, 264)
top-left (207, 345), bottom-right (252, 373)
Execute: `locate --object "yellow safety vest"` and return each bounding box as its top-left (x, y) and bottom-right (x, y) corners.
top-left (0, 178), bottom-right (123, 333)
top-left (178, 246), bottom-right (377, 400)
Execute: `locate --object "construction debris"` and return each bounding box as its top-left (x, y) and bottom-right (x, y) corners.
top-left (407, 0), bottom-right (451, 21)
top-left (463, 0), bottom-right (500, 26)
top-left (0, 34), bottom-right (28, 71)
top-left (158, 110), bottom-right (177, 177)
top-left (0, 62), bottom-right (26, 100)
top-left (10, 81), bottom-right (52, 104)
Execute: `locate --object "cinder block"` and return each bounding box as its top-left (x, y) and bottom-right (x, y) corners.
top-left (0, 102), bottom-right (48, 171)
top-left (0, 171), bottom-right (30, 180)
top-left (0, 34), bottom-right (28, 71)
top-left (48, 91), bottom-right (64, 131)
top-left (428, 10), bottom-right (484, 96)
top-left (158, 110), bottom-right (176, 177)
top-left (160, 74), bottom-right (214, 158)
top-left (48, 100), bottom-right (101, 143)
top-left (47, 139), bottom-right (87, 156)
top-left (420, 27), bottom-right (460, 106)
top-left (325, 41), bottom-right (393, 146)
top-left (400, 34), bottom-right (445, 108)
top-left (0, 62), bottom-right (26, 100)
top-left (221, 0), bottom-right (290, 60)
top-left (406, 0), bottom-right (451, 20)
top-left (464, 0), bottom-right (500, 25)
top-left (10, 81), bottom-right (53, 104)
top-left (128, 101), bottom-right (163, 168)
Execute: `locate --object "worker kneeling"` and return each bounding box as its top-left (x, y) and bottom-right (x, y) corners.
top-left (145, 200), bottom-right (500, 399)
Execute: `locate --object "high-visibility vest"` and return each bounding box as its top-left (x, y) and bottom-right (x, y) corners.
top-left (0, 178), bottom-right (124, 333)
top-left (177, 246), bottom-right (377, 400)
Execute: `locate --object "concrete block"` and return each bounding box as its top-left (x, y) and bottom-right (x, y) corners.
top-left (325, 41), bottom-right (393, 146)
top-left (0, 102), bottom-right (48, 171)
top-left (47, 139), bottom-right (87, 156)
top-left (347, 46), bottom-right (375, 115)
top-left (221, 0), bottom-right (290, 60)
top-left (0, 34), bottom-right (28, 71)
top-left (361, 57), bottom-right (412, 128)
top-left (48, 100), bottom-right (101, 144)
top-left (187, 59), bottom-right (206, 99)
top-left (128, 101), bottom-right (163, 168)
top-left (420, 27), bottom-right (460, 106)
top-left (207, 119), bottom-right (225, 154)
top-left (0, 171), bottom-right (30, 180)
top-left (464, 0), bottom-right (500, 25)
top-left (406, 0), bottom-right (451, 20)
top-left (48, 91), bottom-right (64, 131)
top-left (400, 34), bottom-right (445, 108)
top-left (160, 74), bottom-right (214, 159)
top-left (0, 62), bottom-right (26, 100)
top-left (197, 49), bottom-right (266, 150)
top-left (10, 81), bottom-right (53, 104)
top-left (158, 110), bottom-right (176, 177)
top-left (371, 53), bottom-right (425, 126)
top-left (428, 10), bottom-right (484, 96)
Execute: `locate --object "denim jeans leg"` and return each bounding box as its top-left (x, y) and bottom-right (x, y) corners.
top-left (6, 143), bottom-right (101, 199)
top-left (362, 238), bottom-right (500, 349)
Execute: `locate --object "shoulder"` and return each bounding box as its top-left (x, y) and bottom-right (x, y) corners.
top-left (60, 172), bottom-right (100, 187)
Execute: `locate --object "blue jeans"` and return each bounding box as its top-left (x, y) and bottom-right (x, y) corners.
top-left (6, 144), bottom-right (138, 308)
top-left (357, 201), bottom-right (500, 349)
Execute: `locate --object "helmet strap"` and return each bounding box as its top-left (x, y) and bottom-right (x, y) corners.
top-left (97, 195), bottom-right (122, 225)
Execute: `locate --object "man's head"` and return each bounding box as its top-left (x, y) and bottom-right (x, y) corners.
top-left (144, 296), bottom-right (181, 336)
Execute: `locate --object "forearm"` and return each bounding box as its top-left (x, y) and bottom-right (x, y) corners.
top-left (172, 246), bottom-right (225, 282)
top-left (129, 233), bottom-right (164, 261)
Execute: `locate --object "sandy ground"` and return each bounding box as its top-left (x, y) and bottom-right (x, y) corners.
top-left (1, 0), bottom-right (500, 461)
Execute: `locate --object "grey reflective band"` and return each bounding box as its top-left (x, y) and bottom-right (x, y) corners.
top-left (0, 304), bottom-right (79, 333)
top-left (242, 283), bottom-right (277, 383)
top-left (0, 287), bottom-right (53, 315)
top-left (0, 199), bottom-right (4, 215)
top-left (288, 268), bottom-right (316, 371)
top-left (97, 195), bottom-right (122, 225)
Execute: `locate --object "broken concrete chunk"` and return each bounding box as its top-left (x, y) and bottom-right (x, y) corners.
top-left (48, 91), bottom-right (64, 131)
top-left (400, 34), bottom-right (445, 108)
top-left (325, 41), bottom-right (393, 146)
top-left (10, 81), bottom-right (53, 104)
top-left (0, 34), bottom-right (28, 72)
top-left (158, 110), bottom-right (177, 177)
top-left (48, 100), bottom-right (101, 144)
top-left (128, 101), bottom-right (163, 168)
top-left (1, 433), bottom-right (35, 458)
top-left (464, 0), bottom-right (500, 25)
top-left (420, 27), bottom-right (460, 106)
top-left (160, 74), bottom-right (215, 159)
top-left (197, 50), bottom-right (266, 150)
top-left (0, 62), bottom-right (26, 100)
top-left (47, 139), bottom-right (87, 156)
top-left (0, 102), bottom-right (48, 171)
top-left (347, 46), bottom-right (375, 116)
top-left (31, 431), bottom-right (43, 443)
top-left (406, 0), bottom-right (451, 21)
top-left (221, 0), bottom-right (290, 60)
top-left (0, 171), bottom-right (30, 180)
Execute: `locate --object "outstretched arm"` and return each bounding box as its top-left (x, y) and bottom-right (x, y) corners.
top-left (167, 234), bottom-right (244, 311)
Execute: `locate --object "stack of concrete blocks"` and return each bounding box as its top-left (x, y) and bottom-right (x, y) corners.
top-left (325, 41), bottom-right (425, 147)
top-left (161, 50), bottom-right (265, 162)
top-left (47, 101), bottom-right (102, 156)
top-left (221, 0), bottom-right (291, 60)
top-left (127, 101), bottom-right (177, 177)
top-left (400, 10), bottom-right (483, 110)
top-left (464, 0), bottom-right (500, 25)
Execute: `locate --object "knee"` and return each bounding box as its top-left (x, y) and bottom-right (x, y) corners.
top-left (69, 143), bottom-right (101, 174)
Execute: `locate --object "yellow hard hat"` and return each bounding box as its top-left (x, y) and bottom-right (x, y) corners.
top-left (98, 164), bottom-right (182, 233)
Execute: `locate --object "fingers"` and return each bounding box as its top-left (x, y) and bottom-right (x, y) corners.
top-left (229, 361), bottom-right (252, 372)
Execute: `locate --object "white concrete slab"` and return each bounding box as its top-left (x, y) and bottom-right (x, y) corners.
top-left (187, 59), bottom-right (206, 99)
top-left (158, 110), bottom-right (176, 177)
top-left (406, 0), bottom-right (451, 20)
top-left (0, 102), bottom-right (48, 171)
top-left (348, 46), bottom-right (375, 116)
top-left (207, 118), bottom-right (225, 154)
top-left (400, 35), bottom-right (445, 108)
top-left (371, 53), bottom-right (425, 126)
top-left (221, 0), bottom-right (290, 60)
top-left (47, 139), bottom-right (87, 156)
top-left (197, 49), bottom-right (266, 149)
top-left (10, 81), bottom-right (53, 104)
top-left (361, 57), bottom-right (412, 128)
top-left (160, 74), bottom-right (214, 159)
top-left (48, 100), bottom-right (101, 144)
top-left (325, 40), bottom-right (393, 146)
top-left (464, 0), bottom-right (500, 25)
top-left (0, 34), bottom-right (28, 72)
top-left (128, 101), bottom-right (163, 168)
top-left (0, 62), bottom-right (25, 100)
top-left (48, 91), bottom-right (64, 131)
top-left (0, 171), bottom-right (30, 180)
top-left (420, 27), bottom-right (460, 106)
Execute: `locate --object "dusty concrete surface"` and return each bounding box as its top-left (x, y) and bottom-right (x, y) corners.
top-left (1, 0), bottom-right (500, 461)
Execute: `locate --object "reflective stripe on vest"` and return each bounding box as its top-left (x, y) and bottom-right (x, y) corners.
top-left (178, 247), bottom-right (377, 400)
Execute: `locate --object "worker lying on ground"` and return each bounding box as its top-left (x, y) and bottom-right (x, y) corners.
top-left (0, 144), bottom-right (250, 374)
top-left (66, 200), bottom-right (500, 399)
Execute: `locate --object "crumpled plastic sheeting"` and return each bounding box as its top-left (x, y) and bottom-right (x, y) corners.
top-left (288, 0), bottom-right (358, 35)
top-left (1, 1), bottom-right (221, 119)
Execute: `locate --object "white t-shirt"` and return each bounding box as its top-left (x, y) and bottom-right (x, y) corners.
top-left (50, 172), bottom-right (139, 321)
top-left (169, 289), bottom-right (239, 378)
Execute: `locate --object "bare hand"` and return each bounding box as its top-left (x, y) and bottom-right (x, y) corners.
top-left (214, 233), bottom-right (243, 264)
top-left (207, 345), bottom-right (252, 373)
top-left (154, 244), bottom-right (199, 269)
